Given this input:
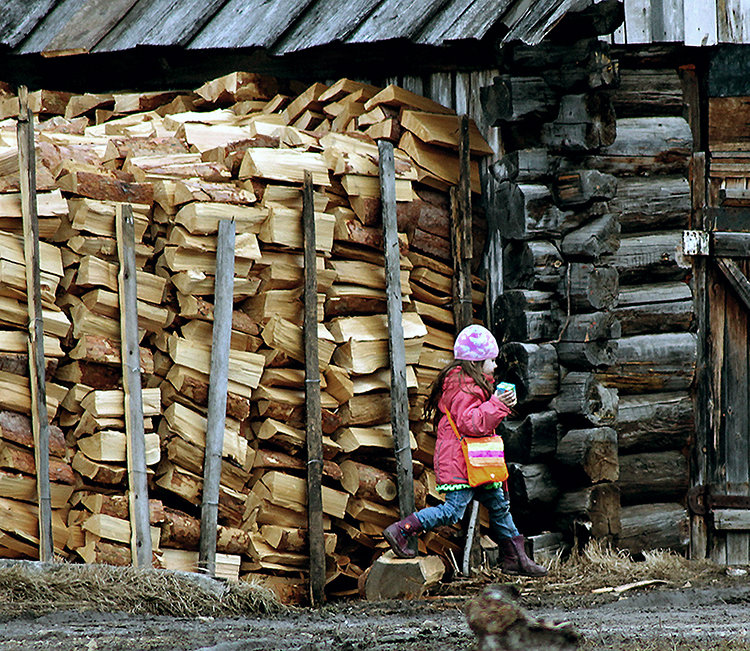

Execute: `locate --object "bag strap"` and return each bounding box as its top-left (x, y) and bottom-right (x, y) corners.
top-left (444, 408), bottom-right (463, 442)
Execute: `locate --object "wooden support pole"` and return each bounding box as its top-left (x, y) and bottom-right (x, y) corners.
top-left (199, 218), bottom-right (235, 577)
top-left (303, 171), bottom-right (325, 607)
top-left (116, 204), bottom-right (151, 568)
top-left (378, 139), bottom-right (416, 537)
top-left (455, 115), bottom-right (479, 575)
top-left (17, 86), bottom-right (53, 562)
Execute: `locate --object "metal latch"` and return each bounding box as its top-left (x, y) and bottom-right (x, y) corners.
top-left (688, 485), bottom-right (750, 516)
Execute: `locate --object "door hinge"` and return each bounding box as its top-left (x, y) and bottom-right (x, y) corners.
top-left (688, 485), bottom-right (750, 516)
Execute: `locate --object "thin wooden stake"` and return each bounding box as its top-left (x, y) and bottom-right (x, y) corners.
top-left (378, 139), bottom-right (416, 537)
top-left (199, 218), bottom-right (235, 577)
top-left (116, 203), bottom-right (151, 568)
top-left (17, 86), bottom-right (53, 562)
top-left (303, 171), bottom-right (325, 607)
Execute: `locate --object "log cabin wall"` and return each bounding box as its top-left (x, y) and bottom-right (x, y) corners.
top-left (478, 36), bottom-right (698, 558)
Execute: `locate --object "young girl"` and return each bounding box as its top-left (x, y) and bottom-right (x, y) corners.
top-left (382, 324), bottom-right (547, 577)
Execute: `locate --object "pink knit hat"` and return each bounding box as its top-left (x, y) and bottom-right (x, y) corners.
top-left (453, 325), bottom-right (499, 361)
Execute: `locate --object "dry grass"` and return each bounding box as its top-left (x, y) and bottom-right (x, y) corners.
top-left (519, 540), bottom-right (726, 596)
top-left (0, 560), bottom-right (285, 618)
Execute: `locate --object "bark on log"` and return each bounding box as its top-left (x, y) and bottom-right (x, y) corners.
top-left (560, 213), bottom-right (620, 260)
top-left (558, 263), bottom-right (619, 312)
top-left (608, 176), bottom-right (690, 232)
top-left (552, 371), bottom-right (618, 426)
top-left (598, 333), bottom-right (697, 394)
top-left (500, 411), bottom-right (560, 463)
top-left (555, 482), bottom-right (621, 538)
top-left (617, 392), bottom-right (694, 453)
top-left (497, 342), bottom-right (559, 404)
top-left (542, 93), bottom-right (616, 151)
top-left (493, 290), bottom-right (562, 344)
top-left (556, 427), bottom-right (619, 485)
top-left (616, 451), bottom-right (689, 505)
top-left (504, 240), bottom-right (564, 290)
top-left (340, 460), bottom-right (397, 504)
top-left (615, 503), bottom-right (690, 554)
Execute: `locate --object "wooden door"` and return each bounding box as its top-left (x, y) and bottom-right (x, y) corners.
top-left (693, 165), bottom-right (750, 564)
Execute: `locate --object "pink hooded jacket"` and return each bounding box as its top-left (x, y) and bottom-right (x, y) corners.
top-left (433, 367), bottom-right (512, 485)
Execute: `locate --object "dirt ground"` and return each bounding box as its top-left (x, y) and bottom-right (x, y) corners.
top-left (1, 551), bottom-right (750, 651)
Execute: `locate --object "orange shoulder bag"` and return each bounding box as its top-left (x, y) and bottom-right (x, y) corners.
top-left (444, 408), bottom-right (509, 486)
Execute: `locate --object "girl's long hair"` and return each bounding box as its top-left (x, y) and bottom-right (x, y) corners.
top-left (424, 359), bottom-right (494, 429)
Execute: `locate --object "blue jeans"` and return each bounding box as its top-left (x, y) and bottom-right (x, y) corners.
top-left (414, 486), bottom-right (519, 540)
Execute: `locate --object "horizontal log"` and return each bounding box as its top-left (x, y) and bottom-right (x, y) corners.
top-left (560, 213), bottom-right (620, 260)
top-left (580, 117), bottom-right (692, 176)
top-left (490, 148), bottom-right (552, 184)
top-left (552, 371), bottom-right (618, 426)
top-left (542, 93), bottom-right (616, 151)
top-left (496, 182), bottom-right (566, 240)
top-left (558, 263), bottom-right (619, 312)
top-left (493, 290), bottom-right (562, 344)
top-left (616, 503), bottom-right (689, 554)
top-left (605, 232), bottom-right (690, 284)
top-left (497, 342), bottom-right (559, 404)
top-left (606, 69), bottom-right (684, 118)
top-left (504, 240), bottom-right (564, 290)
top-left (559, 311), bottom-right (621, 342)
top-left (554, 170), bottom-right (617, 207)
top-left (500, 411), bottom-right (560, 463)
top-left (616, 451), bottom-right (689, 505)
top-left (555, 340), bottom-right (618, 370)
top-left (608, 176), bottom-right (690, 232)
top-left (556, 427), bottom-right (619, 485)
top-left (480, 75), bottom-right (558, 125)
top-left (617, 392), bottom-right (694, 453)
top-left (614, 300), bottom-right (694, 336)
top-left (598, 333), bottom-right (697, 394)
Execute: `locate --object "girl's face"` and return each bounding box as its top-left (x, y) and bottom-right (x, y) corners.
top-left (481, 358), bottom-right (497, 376)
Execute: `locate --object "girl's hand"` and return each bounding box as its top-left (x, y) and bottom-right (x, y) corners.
top-left (496, 389), bottom-right (517, 408)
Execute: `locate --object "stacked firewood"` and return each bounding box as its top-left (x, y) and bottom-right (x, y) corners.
top-left (0, 71), bottom-right (494, 598)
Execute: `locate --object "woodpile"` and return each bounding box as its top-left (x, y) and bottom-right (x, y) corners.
top-left (491, 34), bottom-right (693, 552)
top-left (0, 71), bottom-right (490, 598)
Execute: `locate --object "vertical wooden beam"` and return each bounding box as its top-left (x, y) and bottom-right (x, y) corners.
top-left (16, 86), bottom-right (53, 563)
top-left (690, 151), bottom-right (710, 560)
top-left (199, 218), bottom-right (235, 577)
top-left (453, 114), bottom-right (474, 332)
top-left (303, 171), bottom-right (325, 607)
top-left (116, 203), bottom-right (151, 568)
top-left (378, 140), bottom-right (416, 540)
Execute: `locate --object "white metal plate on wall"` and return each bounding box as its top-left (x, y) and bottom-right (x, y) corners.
top-left (683, 230), bottom-right (710, 256)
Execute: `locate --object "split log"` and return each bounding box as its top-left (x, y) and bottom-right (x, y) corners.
top-left (552, 372), bottom-right (618, 427)
top-left (582, 117), bottom-right (692, 176)
top-left (598, 333), bottom-right (697, 394)
top-left (364, 551), bottom-right (445, 600)
top-left (605, 231), bottom-right (690, 284)
top-left (617, 392), bottom-right (694, 453)
top-left (608, 176), bottom-right (690, 232)
top-left (560, 213), bottom-right (620, 260)
top-left (500, 411), bottom-right (560, 463)
top-left (616, 503), bottom-right (689, 554)
top-left (555, 427), bottom-right (619, 485)
top-left (497, 343), bottom-right (559, 404)
top-left (496, 183), bottom-right (566, 239)
top-left (493, 290), bottom-right (562, 344)
top-left (542, 93), bottom-right (616, 151)
top-left (558, 263), bottom-right (619, 312)
top-left (503, 240), bottom-right (564, 290)
top-left (616, 451), bottom-right (689, 505)
top-left (555, 482), bottom-right (621, 538)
